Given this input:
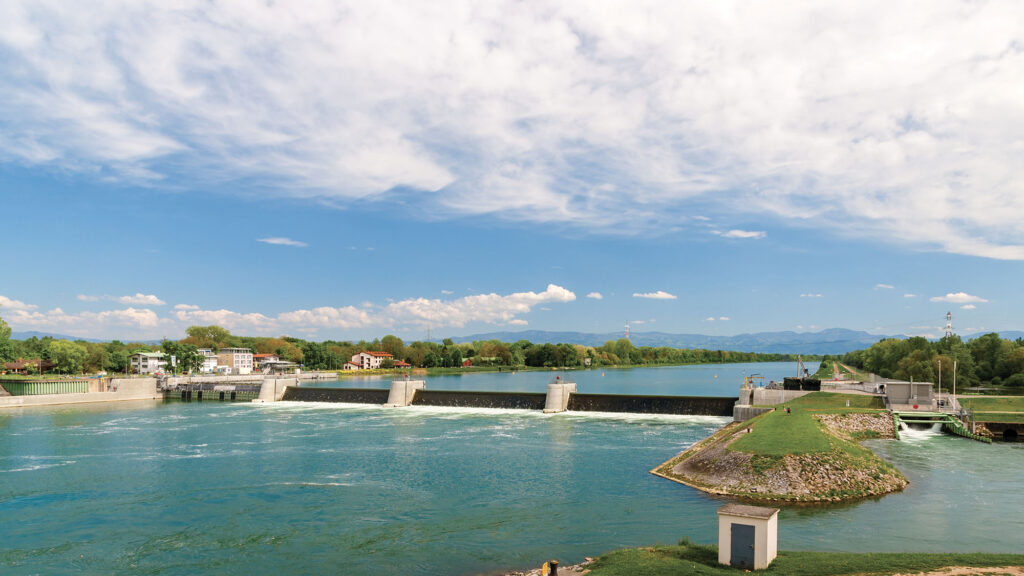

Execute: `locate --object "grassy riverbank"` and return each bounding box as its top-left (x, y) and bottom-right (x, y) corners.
top-left (586, 540), bottom-right (1024, 575)
top-left (653, 392), bottom-right (906, 502)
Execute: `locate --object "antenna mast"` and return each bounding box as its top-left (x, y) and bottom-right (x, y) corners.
top-left (624, 321), bottom-right (631, 340)
top-left (944, 311), bottom-right (952, 338)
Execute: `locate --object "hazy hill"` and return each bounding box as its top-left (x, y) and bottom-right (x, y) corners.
top-left (453, 328), bottom-right (892, 355)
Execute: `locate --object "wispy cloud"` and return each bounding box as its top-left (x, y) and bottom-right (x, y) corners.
top-left (118, 293), bottom-right (166, 306)
top-left (174, 303), bottom-right (200, 310)
top-left (961, 304), bottom-right (976, 310)
top-left (586, 292), bottom-right (603, 300)
top-left (714, 229), bottom-right (766, 239)
top-left (257, 237), bottom-right (308, 247)
top-left (0, 295), bottom-right (38, 311)
top-left (633, 291), bottom-right (677, 300)
top-left (3, 3), bottom-right (1023, 259)
top-left (74, 293), bottom-right (166, 306)
top-left (930, 292), bottom-right (988, 304)
top-left (904, 294), bottom-right (917, 298)
top-left (800, 293), bottom-right (823, 298)
top-left (875, 283), bottom-right (894, 290)
top-left (440, 290), bottom-right (454, 295)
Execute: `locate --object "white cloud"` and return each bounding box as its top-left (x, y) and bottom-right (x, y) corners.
top-left (719, 316), bottom-right (730, 321)
top-left (633, 291), bottom-right (677, 300)
top-left (381, 284), bottom-right (576, 328)
top-left (704, 317), bottom-right (716, 322)
top-left (76, 294), bottom-right (100, 302)
top-left (714, 229), bottom-right (766, 239)
top-left (441, 290), bottom-right (454, 295)
top-left (3, 2), bottom-right (1024, 259)
top-left (930, 292), bottom-right (988, 304)
top-left (173, 308), bottom-right (277, 332)
top-left (800, 293), bottom-right (823, 298)
top-left (117, 293), bottom-right (166, 306)
top-left (904, 293), bottom-right (917, 298)
top-left (2, 284), bottom-right (576, 338)
top-left (0, 295), bottom-right (38, 310)
top-left (961, 304), bottom-right (976, 310)
top-left (257, 237), bottom-right (308, 247)
top-left (586, 292), bottom-right (603, 300)
top-left (875, 283), bottom-right (894, 290)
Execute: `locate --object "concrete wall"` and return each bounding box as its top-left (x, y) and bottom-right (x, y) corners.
top-left (0, 378), bottom-right (160, 409)
top-left (751, 388), bottom-right (812, 406)
top-left (733, 405), bottom-right (772, 422)
top-left (544, 382), bottom-right (577, 413)
top-left (385, 379), bottom-right (425, 407)
top-left (256, 378), bottom-right (295, 402)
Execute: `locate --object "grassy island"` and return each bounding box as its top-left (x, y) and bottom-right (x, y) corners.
top-left (652, 392), bottom-right (908, 502)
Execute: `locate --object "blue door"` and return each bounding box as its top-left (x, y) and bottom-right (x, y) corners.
top-left (730, 523), bottom-right (755, 568)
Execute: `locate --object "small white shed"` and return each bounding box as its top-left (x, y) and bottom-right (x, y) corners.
top-left (717, 504), bottom-right (779, 570)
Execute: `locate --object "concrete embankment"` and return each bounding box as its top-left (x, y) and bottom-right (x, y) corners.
top-left (0, 378), bottom-right (161, 408)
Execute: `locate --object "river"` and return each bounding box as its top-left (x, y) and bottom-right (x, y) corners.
top-left (1, 362), bottom-right (1021, 575)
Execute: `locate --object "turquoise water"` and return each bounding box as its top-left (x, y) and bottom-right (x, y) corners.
top-left (2, 363), bottom-right (1022, 575)
top-left (312, 361), bottom-right (818, 395)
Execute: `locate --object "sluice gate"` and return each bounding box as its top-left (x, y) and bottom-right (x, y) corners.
top-left (279, 385), bottom-right (735, 417)
top-left (893, 411), bottom-right (992, 443)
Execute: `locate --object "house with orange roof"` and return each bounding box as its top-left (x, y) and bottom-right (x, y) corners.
top-left (351, 351), bottom-right (393, 370)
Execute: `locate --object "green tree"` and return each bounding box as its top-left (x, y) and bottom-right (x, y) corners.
top-left (183, 325), bottom-right (233, 350)
top-left (161, 340), bottom-right (204, 374)
top-left (0, 305), bottom-right (15, 362)
top-left (48, 340), bottom-right (87, 374)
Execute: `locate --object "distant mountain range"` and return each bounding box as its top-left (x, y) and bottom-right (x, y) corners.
top-left (10, 331), bottom-right (158, 344)
top-left (452, 328), bottom-right (892, 355)
top-left (456, 328), bottom-right (1024, 355)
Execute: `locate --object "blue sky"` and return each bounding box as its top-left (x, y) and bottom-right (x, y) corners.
top-left (1, 1), bottom-right (1021, 342)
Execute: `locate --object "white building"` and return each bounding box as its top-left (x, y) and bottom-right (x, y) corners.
top-left (198, 348), bottom-right (219, 374)
top-left (352, 351), bottom-right (393, 370)
top-left (217, 347), bottom-right (254, 375)
top-left (130, 352), bottom-right (166, 375)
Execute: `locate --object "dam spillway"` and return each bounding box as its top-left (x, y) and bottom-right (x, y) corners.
top-left (280, 385), bottom-right (736, 417)
top-left (567, 393), bottom-right (736, 416)
top-left (281, 387), bottom-right (390, 404)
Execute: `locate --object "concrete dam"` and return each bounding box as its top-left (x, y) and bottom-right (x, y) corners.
top-left (280, 382), bottom-right (736, 417)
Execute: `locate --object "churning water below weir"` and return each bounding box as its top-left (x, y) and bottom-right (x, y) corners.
top-left (1, 364), bottom-right (1022, 576)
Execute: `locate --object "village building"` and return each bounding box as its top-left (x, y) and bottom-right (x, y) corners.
top-left (252, 353), bottom-right (280, 371)
top-left (217, 347), bottom-right (254, 375)
top-left (3, 358), bottom-right (56, 375)
top-left (351, 351), bottom-right (393, 370)
top-left (130, 352), bottom-right (166, 375)
top-left (197, 349), bottom-right (219, 373)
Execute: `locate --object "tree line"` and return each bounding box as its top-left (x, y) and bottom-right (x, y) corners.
top-left (836, 333), bottom-right (1024, 388)
top-left (0, 315), bottom-right (804, 375)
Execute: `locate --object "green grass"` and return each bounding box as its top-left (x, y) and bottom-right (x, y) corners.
top-left (787, 392), bottom-right (885, 410)
top-left (959, 396), bottom-right (1024, 413)
top-left (973, 412), bottom-right (1024, 423)
top-left (586, 542), bottom-right (1024, 575)
top-left (730, 393), bottom-right (884, 456)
